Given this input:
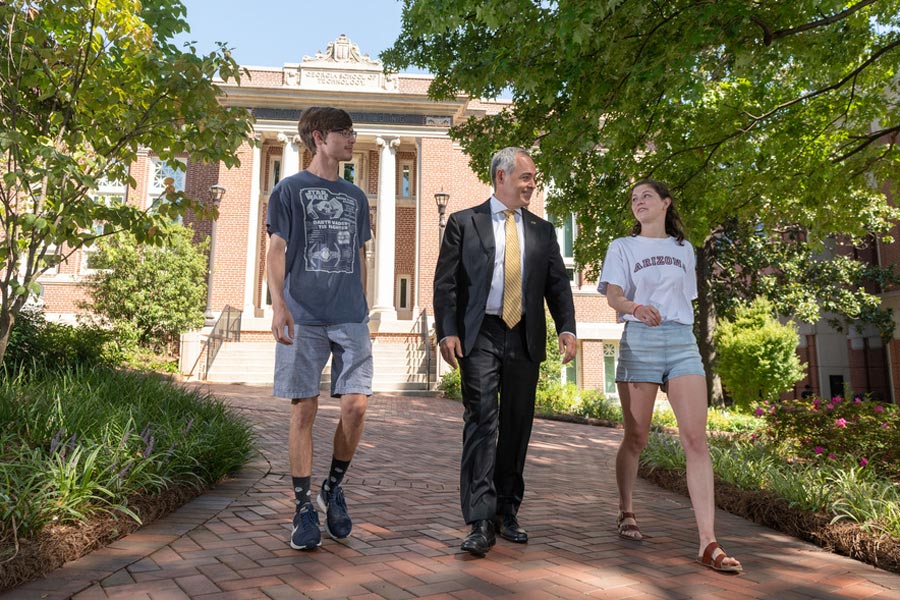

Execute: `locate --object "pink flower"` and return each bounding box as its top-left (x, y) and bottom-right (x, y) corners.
top-left (814, 446), bottom-right (824, 455)
top-left (875, 405), bottom-right (885, 413)
top-left (826, 403), bottom-right (835, 410)
top-left (854, 397), bottom-right (862, 405)
top-left (754, 407), bottom-right (764, 416)
top-left (833, 397), bottom-right (842, 404)
top-left (828, 453), bottom-right (838, 460)
top-left (835, 418), bottom-right (847, 428)
top-left (883, 423), bottom-right (890, 429)
top-left (860, 457), bottom-right (869, 467)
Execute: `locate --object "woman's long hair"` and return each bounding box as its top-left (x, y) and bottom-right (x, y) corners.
top-left (629, 179), bottom-right (686, 244)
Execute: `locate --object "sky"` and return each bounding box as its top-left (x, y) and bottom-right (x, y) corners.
top-left (174, 0), bottom-right (408, 68)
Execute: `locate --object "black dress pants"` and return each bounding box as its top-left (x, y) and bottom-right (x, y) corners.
top-left (458, 314), bottom-right (540, 524)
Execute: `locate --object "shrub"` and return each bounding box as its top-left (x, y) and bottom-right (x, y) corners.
top-left (438, 367), bottom-right (461, 399)
top-left (641, 432), bottom-right (900, 538)
top-left (0, 364), bottom-right (254, 544)
top-left (538, 312), bottom-right (565, 392)
top-left (4, 306), bottom-right (120, 369)
top-left (715, 297), bottom-right (805, 412)
top-left (760, 394), bottom-right (900, 479)
top-left (535, 381), bottom-right (581, 414)
top-left (80, 225), bottom-right (208, 354)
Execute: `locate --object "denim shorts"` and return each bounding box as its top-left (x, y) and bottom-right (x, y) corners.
top-left (273, 322), bottom-right (373, 399)
top-left (616, 321), bottom-right (705, 384)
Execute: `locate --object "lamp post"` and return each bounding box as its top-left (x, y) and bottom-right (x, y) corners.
top-left (434, 189), bottom-right (450, 243)
top-left (205, 184), bottom-right (226, 324)
top-left (433, 189), bottom-right (450, 381)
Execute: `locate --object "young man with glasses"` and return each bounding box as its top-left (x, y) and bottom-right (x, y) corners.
top-left (266, 106), bottom-right (372, 550)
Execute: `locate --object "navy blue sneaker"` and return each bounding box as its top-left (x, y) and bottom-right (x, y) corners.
top-left (289, 502), bottom-right (321, 550)
top-left (317, 481), bottom-right (352, 539)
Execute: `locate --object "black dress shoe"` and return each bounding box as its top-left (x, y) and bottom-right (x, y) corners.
top-left (461, 519), bottom-right (496, 556)
top-left (496, 513), bottom-right (528, 543)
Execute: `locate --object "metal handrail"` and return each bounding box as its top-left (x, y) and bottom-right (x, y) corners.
top-left (417, 308), bottom-right (432, 389)
top-left (204, 305), bottom-right (242, 379)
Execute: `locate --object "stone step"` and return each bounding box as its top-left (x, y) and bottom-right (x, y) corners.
top-left (205, 340), bottom-right (438, 391)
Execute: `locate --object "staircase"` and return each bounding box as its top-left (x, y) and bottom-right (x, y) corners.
top-left (204, 339), bottom-right (439, 395)
top-left (204, 341), bottom-right (278, 384)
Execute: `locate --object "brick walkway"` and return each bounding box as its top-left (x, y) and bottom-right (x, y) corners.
top-left (5, 383), bottom-right (900, 600)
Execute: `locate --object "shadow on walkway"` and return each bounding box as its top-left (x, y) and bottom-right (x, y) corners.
top-left (4, 384), bottom-right (900, 599)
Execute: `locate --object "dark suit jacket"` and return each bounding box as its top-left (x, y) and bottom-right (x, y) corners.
top-left (434, 199), bottom-right (576, 362)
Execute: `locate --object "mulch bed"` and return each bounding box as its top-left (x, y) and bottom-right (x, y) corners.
top-left (640, 463), bottom-right (900, 575)
top-left (0, 485), bottom-right (202, 592)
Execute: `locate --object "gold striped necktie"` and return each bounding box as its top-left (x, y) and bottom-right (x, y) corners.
top-left (502, 209), bottom-right (521, 329)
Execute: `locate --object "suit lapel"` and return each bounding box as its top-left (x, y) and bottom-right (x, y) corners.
top-left (522, 208), bottom-right (540, 291)
top-left (472, 200), bottom-right (495, 256)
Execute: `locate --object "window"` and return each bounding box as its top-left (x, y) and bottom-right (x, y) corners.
top-left (562, 352), bottom-right (578, 385)
top-left (339, 153), bottom-right (367, 191)
top-left (81, 222), bottom-right (107, 272)
top-left (150, 158), bottom-right (185, 196)
top-left (603, 343), bottom-right (618, 397)
top-left (41, 243), bottom-right (60, 275)
top-left (148, 158), bottom-right (185, 224)
top-left (342, 162), bottom-right (355, 183)
top-left (82, 182), bottom-right (127, 274)
top-left (551, 212), bottom-right (577, 283)
top-left (396, 275), bottom-right (411, 310)
top-left (399, 161), bottom-right (414, 199)
top-left (271, 158), bottom-right (281, 189)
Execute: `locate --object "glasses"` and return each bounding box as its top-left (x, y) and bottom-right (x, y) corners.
top-left (329, 129), bottom-right (358, 139)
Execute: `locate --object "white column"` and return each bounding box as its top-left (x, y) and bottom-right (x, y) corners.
top-left (371, 136), bottom-right (400, 321)
top-left (412, 137), bottom-right (422, 318)
top-left (278, 132), bottom-right (301, 178)
top-left (243, 137), bottom-right (262, 317)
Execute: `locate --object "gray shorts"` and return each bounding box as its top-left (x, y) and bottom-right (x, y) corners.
top-left (273, 322), bottom-right (373, 399)
top-left (616, 321), bottom-right (705, 385)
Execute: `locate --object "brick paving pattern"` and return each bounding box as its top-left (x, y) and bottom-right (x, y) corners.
top-left (4, 383), bottom-right (900, 599)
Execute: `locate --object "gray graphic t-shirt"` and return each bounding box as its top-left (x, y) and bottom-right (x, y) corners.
top-left (266, 170), bottom-right (371, 325)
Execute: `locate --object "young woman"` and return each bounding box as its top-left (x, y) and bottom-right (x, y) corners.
top-left (598, 179), bottom-right (742, 573)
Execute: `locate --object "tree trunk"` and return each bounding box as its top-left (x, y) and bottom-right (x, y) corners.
top-left (696, 239), bottom-right (724, 406)
top-left (0, 305), bottom-right (14, 366)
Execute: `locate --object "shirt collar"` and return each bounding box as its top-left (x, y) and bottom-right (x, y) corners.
top-left (490, 195), bottom-right (521, 217)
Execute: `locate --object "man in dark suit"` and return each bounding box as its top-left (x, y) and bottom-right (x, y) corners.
top-left (434, 147), bottom-right (577, 557)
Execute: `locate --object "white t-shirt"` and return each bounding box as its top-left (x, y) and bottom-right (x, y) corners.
top-left (597, 236), bottom-right (697, 324)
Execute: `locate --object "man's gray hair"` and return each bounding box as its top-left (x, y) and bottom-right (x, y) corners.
top-left (490, 146), bottom-right (530, 188)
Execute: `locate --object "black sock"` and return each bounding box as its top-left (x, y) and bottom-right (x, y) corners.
top-left (291, 476), bottom-right (311, 508)
top-left (324, 457), bottom-right (351, 491)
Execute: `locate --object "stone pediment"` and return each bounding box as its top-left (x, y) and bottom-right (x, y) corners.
top-left (285, 34), bottom-right (398, 92)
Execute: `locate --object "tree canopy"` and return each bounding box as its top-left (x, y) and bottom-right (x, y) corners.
top-left (385, 1), bottom-right (900, 402)
top-left (0, 0), bottom-right (254, 363)
top-left (384, 0), bottom-right (900, 265)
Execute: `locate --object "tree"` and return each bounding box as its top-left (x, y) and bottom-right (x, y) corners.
top-left (384, 0), bottom-right (900, 402)
top-left (79, 225), bottom-right (208, 353)
top-left (715, 297), bottom-right (806, 412)
top-left (0, 0), bottom-right (254, 364)
top-left (708, 219), bottom-right (900, 341)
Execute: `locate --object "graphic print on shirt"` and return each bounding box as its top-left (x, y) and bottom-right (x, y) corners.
top-left (632, 255), bottom-right (688, 273)
top-left (302, 187), bottom-right (359, 274)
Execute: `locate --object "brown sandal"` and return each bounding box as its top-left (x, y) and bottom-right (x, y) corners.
top-left (697, 541), bottom-right (743, 573)
top-left (616, 511), bottom-right (643, 541)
